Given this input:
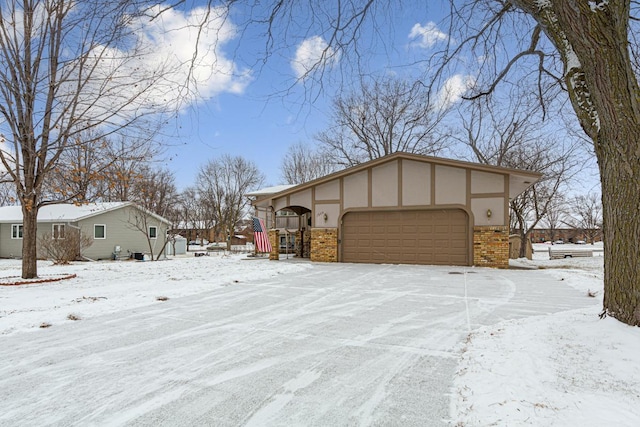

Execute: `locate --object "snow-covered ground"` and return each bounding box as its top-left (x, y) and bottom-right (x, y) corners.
top-left (0, 253), bottom-right (308, 336)
top-left (453, 243), bottom-right (640, 426)
top-left (0, 245), bottom-right (638, 426)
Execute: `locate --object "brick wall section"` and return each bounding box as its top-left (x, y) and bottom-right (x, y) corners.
top-left (302, 229), bottom-right (311, 258)
top-left (268, 229), bottom-right (279, 261)
top-left (473, 226), bottom-right (509, 268)
top-left (294, 229), bottom-right (312, 258)
top-left (295, 230), bottom-right (302, 258)
top-left (310, 228), bottom-right (338, 262)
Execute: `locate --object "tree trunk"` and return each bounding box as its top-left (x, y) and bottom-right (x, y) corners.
top-left (146, 237), bottom-right (154, 261)
top-left (560, 3), bottom-right (640, 326)
top-left (21, 206), bottom-right (39, 279)
top-left (518, 229), bottom-right (528, 259)
top-left (226, 223), bottom-right (232, 251)
top-left (512, 0), bottom-right (640, 325)
top-left (155, 238), bottom-right (169, 261)
top-left (599, 131), bottom-right (640, 326)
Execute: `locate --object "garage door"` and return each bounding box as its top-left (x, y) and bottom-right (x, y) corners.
top-left (341, 209), bottom-right (469, 265)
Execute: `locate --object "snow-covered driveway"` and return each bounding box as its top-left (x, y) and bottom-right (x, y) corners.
top-left (0, 261), bottom-right (591, 426)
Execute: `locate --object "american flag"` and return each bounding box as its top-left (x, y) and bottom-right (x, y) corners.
top-left (253, 217), bottom-right (272, 253)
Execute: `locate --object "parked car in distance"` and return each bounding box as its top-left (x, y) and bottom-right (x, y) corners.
top-left (575, 240), bottom-right (586, 244)
top-left (189, 239), bottom-right (209, 246)
top-left (553, 239), bottom-right (565, 244)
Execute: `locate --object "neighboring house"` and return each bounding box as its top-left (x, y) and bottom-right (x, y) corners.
top-left (0, 202), bottom-right (171, 260)
top-left (172, 220), bottom-right (253, 246)
top-left (249, 152), bottom-right (541, 268)
top-left (173, 220), bottom-right (215, 245)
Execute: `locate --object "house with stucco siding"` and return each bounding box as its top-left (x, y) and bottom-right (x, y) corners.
top-left (249, 152), bottom-right (541, 268)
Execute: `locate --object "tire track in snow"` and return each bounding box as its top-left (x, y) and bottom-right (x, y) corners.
top-left (243, 369), bottom-right (322, 426)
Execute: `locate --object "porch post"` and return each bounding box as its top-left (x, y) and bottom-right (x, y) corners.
top-left (268, 229), bottom-right (279, 260)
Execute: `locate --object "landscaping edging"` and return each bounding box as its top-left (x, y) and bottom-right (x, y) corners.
top-left (0, 273), bottom-right (77, 286)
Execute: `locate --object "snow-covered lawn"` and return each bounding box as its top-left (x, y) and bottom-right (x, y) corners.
top-left (0, 246), bottom-right (638, 426)
top-left (453, 243), bottom-right (640, 426)
top-left (0, 254), bottom-right (309, 336)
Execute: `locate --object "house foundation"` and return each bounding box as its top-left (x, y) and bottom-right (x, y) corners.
top-left (473, 226), bottom-right (509, 268)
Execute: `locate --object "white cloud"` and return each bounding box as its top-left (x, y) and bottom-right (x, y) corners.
top-left (291, 36), bottom-right (339, 80)
top-left (408, 22), bottom-right (449, 49)
top-left (132, 5), bottom-right (252, 100)
top-left (436, 74), bottom-right (476, 110)
top-left (71, 5), bottom-right (252, 120)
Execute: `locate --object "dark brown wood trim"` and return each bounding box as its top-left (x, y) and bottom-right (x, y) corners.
top-left (367, 167), bottom-right (373, 208)
top-left (466, 169), bottom-right (472, 210)
top-left (311, 187), bottom-right (316, 227)
top-left (469, 193), bottom-right (506, 199)
top-left (430, 163), bottom-right (436, 205)
top-left (504, 174), bottom-right (510, 226)
top-left (398, 159), bottom-right (403, 207)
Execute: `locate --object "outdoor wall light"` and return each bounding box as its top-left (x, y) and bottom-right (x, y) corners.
top-left (323, 213), bottom-right (328, 221)
top-left (486, 209), bottom-right (492, 218)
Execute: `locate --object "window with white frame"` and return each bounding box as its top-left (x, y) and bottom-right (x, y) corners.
top-left (94, 224), bottom-right (106, 239)
top-left (149, 226), bottom-right (158, 239)
top-left (11, 224), bottom-right (23, 239)
top-left (53, 224), bottom-right (65, 239)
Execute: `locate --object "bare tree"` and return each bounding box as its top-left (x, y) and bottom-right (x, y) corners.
top-left (197, 155), bottom-right (264, 251)
top-left (99, 137), bottom-right (163, 203)
top-left (281, 142), bottom-right (338, 185)
top-left (498, 140), bottom-right (577, 257)
top-left (452, 91), bottom-right (553, 165)
top-left (509, 161), bottom-right (571, 258)
top-left (315, 76), bottom-right (449, 167)
top-left (175, 187), bottom-right (208, 248)
top-left (566, 192), bottom-right (603, 245)
top-left (458, 93), bottom-right (581, 257)
top-left (0, 0), bottom-right (179, 278)
top-left (542, 193), bottom-right (567, 243)
top-left (0, 181), bottom-right (16, 206)
top-left (434, 0), bottom-right (640, 324)
top-left (129, 167), bottom-right (178, 218)
top-left (45, 132), bottom-right (160, 203)
top-left (117, 167), bottom-right (178, 260)
top-left (38, 229), bottom-right (93, 265)
top-left (176, 185), bottom-right (218, 247)
top-left (44, 134), bottom-right (110, 203)
top-left (126, 207), bottom-right (170, 261)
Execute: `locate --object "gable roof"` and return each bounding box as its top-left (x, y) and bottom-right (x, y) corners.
top-left (246, 184), bottom-right (297, 198)
top-left (251, 152), bottom-right (543, 203)
top-left (0, 202), bottom-right (171, 225)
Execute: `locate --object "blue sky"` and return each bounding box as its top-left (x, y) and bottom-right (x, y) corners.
top-left (152, 1), bottom-right (600, 195)
top-left (157, 1), bottom-right (460, 190)
top-left (166, 80), bottom-right (331, 189)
